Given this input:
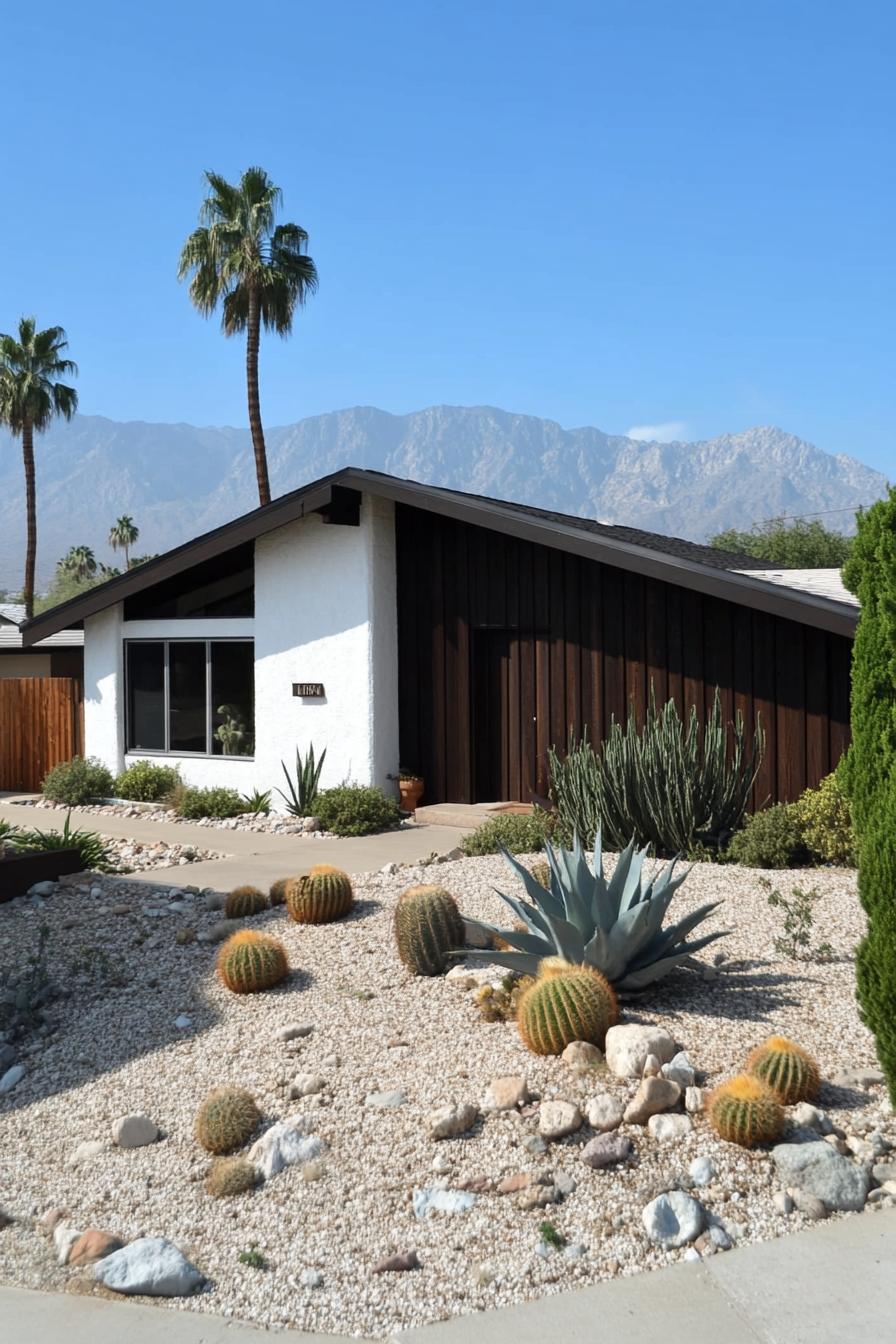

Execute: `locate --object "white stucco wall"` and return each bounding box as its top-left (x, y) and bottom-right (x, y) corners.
top-left (81, 494), bottom-right (400, 804)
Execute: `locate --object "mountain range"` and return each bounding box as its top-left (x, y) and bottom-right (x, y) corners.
top-left (0, 405), bottom-right (887, 588)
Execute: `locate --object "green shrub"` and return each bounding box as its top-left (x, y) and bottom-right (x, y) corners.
top-left (726, 803), bottom-right (810, 869)
top-left (548, 689), bottom-right (763, 856)
top-left (460, 810), bottom-right (549, 856)
top-left (9, 813), bottom-right (112, 872)
top-left (41, 756), bottom-right (114, 806)
top-left (176, 786), bottom-right (245, 820)
top-left (842, 486), bottom-right (896, 1104)
top-left (794, 773), bottom-right (855, 866)
top-left (314, 785), bottom-right (401, 837)
top-left (114, 760), bottom-right (182, 802)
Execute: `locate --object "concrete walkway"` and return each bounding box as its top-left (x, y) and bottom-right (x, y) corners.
top-left (3, 1206), bottom-right (894, 1343)
top-left (0, 797), bottom-right (471, 888)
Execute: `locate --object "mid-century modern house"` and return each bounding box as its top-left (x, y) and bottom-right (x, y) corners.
top-left (20, 469), bottom-right (859, 809)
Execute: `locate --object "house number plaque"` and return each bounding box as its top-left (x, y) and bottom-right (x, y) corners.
top-left (293, 682), bottom-right (325, 698)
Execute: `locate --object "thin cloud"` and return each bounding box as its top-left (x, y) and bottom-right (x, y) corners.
top-left (625, 421), bottom-right (688, 443)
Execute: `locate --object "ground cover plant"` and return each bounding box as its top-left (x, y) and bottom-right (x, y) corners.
top-left (314, 784), bottom-right (400, 837)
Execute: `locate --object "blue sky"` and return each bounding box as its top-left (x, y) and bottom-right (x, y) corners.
top-left (2, 0), bottom-right (893, 474)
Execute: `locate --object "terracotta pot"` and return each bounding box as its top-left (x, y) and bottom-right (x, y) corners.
top-left (399, 778), bottom-right (424, 812)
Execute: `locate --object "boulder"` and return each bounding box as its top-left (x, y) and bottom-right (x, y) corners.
top-left (92, 1236), bottom-right (204, 1296)
top-left (584, 1094), bottom-right (625, 1132)
top-left (642, 1191), bottom-right (705, 1248)
top-left (248, 1115), bottom-right (326, 1179)
top-left (605, 1024), bottom-right (676, 1078)
top-left (112, 1115), bottom-right (159, 1149)
top-left (426, 1102), bottom-right (479, 1140)
top-left (772, 1141), bottom-right (870, 1212)
top-left (538, 1100), bottom-right (583, 1140)
top-left (581, 1134), bottom-right (633, 1169)
top-left (623, 1076), bottom-right (681, 1124)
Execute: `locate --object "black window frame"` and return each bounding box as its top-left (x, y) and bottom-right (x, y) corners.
top-left (124, 637), bottom-right (255, 758)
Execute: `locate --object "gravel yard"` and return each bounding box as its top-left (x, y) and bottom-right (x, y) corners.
top-left (0, 851), bottom-right (891, 1338)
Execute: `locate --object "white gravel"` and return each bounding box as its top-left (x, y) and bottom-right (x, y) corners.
top-left (0, 851), bottom-right (891, 1338)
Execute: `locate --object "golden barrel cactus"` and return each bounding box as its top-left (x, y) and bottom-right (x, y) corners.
top-left (517, 964), bottom-right (618, 1055)
top-left (216, 929), bottom-right (289, 993)
top-left (708, 1075), bottom-right (785, 1147)
top-left (745, 1036), bottom-right (820, 1104)
top-left (285, 865), bottom-right (354, 924)
top-left (394, 884), bottom-right (465, 976)
top-left (194, 1086), bottom-right (261, 1154)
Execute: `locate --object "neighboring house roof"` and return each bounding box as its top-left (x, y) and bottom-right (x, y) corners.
top-left (731, 568), bottom-right (858, 608)
top-left (0, 601), bottom-right (84, 649)
top-left (20, 467), bottom-right (860, 645)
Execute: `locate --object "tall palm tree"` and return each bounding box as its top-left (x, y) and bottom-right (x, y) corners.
top-left (0, 319), bottom-right (78, 617)
top-left (59, 545), bottom-right (97, 582)
top-left (178, 167), bottom-right (318, 506)
top-left (109, 514), bottom-right (139, 569)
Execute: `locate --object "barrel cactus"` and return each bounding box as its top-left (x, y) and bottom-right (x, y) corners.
top-left (268, 877), bottom-right (290, 906)
top-left (394, 884), bottom-right (465, 976)
top-left (708, 1075), bottom-right (785, 1147)
top-left (745, 1036), bottom-right (820, 1104)
top-left (205, 1157), bottom-right (260, 1197)
top-left (216, 929), bottom-right (289, 993)
top-left (285, 865), bottom-right (354, 923)
top-left (195, 1086), bottom-right (261, 1154)
top-left (517, 962), bottom-right (618, 1055)
top-left (530, 859), bottom-right (551, 889)
top-left (224, 885), bottom-right (268, 919)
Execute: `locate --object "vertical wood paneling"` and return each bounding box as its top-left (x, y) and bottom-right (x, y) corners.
top-left (394, 505), bottom-right (853, 806)
top-left (0, 678), bottom-right (80, 791)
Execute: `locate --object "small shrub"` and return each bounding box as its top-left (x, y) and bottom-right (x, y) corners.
top-left (460, 811), bottom-right (548, 856)
top-left (41, 756), bottom-right (114, 805)
top-left (794, 773), bottom-right (855, 866)
top-left (761, 877), bottom-right (834, 962)
top-left (176, 786), bottom-right (245, 820)
top-left (237, 1244), bottom-right (268, 1270)
top-left (314, 784), bottom-right (401, 837)
top-left (726, 803), bottom-right (809, 869)
top-left (113, 760), bottom-right (182, 802)
top-left (9, 814), bottom-right (112, 872)
top-left (539, 1221), bottom-right (566, 1250)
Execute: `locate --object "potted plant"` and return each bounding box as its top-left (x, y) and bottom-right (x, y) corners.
top-left (398, 770), bottom-right (424, 813)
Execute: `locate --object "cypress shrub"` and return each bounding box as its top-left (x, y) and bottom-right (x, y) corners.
top-left (842, 487), bottom-right (896, 1104)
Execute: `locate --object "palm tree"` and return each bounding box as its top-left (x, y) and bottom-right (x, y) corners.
top-left (177, 167), bottom-right (318, 506)
top-left (109, 514), bottom-right (139, 569)
top-left (0, 319), bottom-right (78, 617)
top-left (60, 545), bottom-right (97, 581)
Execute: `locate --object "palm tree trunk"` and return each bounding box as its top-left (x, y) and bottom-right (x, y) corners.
top-left (22, 417), bottom-right (36, 619)
top-left (124, 542), bottom-right (130, 569)
top-left (246, 287), bottom-right (271, 506)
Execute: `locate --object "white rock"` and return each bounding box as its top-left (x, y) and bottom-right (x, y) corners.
top-left (413, 1187), bottom-right (477, 1218)
top-left (112, 1114), bottom-right (159, 1149)
top-left (689, 1156), bottom-right (716, 1188)
top-left (427, 1102), bottom-right (479, 1140)
top-left (585, 1094), bottom-right (625, 1132)
top-left (792, 1103), bottom-right (831, 1134)
top-left (482, 1076), bottom-right (530, 1112)
top-left (445, 966), bottom-right (479, 989)
top-left (365, 1089), bottom-right (408, 1109)
top-left (275, 1023), bottom-right (313, 1042)
top-left (642, 1191), bottom-right (705, 1248)
top-left (54, 1220), bottom-right (83, 1265)
top-left (0, 1065), bottom-right (25, 1093)
top-left (173, 1014), bottom-right (192, 1030)
top-left (92, 1236), bottom-right (204, 1296)
top-left (685, 1086), bottom-right (705, 1114)
top-left (662, 1051), bottom-right (696, 1088)
top-left (68, 1140), bottom-right (107, 1166)
top-left (648, 1113), bottom-right (693, 1141)
top-left (561, 1041), bottom-right (604, 1071)
top-left (605, 1025), bottom-right (676, 1078)
top-left (380, 862), bottom-right (398, 876)
top-left (642, 1053), bottom-right (661, 1077)
top-left (248, 1115), bottom-right (326, 1179)
top-left (290, 1074), bottom-right (326, 1099)
top-left (773, 1189), bottom-right (795, 1215)
top-left (301, 1268), bottom-right (324, 1287)
top-left (684, 1247), bottom-right (702, 1261)
top-left (538, 1100), bottom-right (583, 1140)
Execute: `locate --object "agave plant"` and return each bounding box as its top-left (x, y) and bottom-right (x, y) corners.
top-left (277, 743), bottom-right (326, 817)
top-left (460, 831), bottom-right (727, 991)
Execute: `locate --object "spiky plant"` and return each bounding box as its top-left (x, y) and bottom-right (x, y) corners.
top-left (462, 830), bottom-right (725, 992)
top-left (745, 1036), bottom-right (820, 1104)
top-left (224, 885), bottom-right (269, 919)
top-left (394, 885), bottom-right (465, 976)
top-left (707, 1075), bottom-right (785, 1147)
top-left (195, 1087), bottom-right (262, 1154)
top-left (205, 1157), bottom-right (260, 1197)
top-left (285, 865), bottom-right (354, 924)
top-left (216, 930), bottom-right (289, 994)
top-left (517, 963), bottom-right (618, 1055)
top-left (474, 974), bottom-right (533, 1023)
top-left (268, 877), bottom-right (290, 906)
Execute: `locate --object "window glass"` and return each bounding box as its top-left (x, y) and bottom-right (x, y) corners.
top-left (168, 642), bottom-right (207, 753)
top-left (127, 643), bottom-right (165, 750)
top-left (211, 641), bottom-right (255, 755)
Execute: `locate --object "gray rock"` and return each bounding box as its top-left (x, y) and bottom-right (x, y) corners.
top-left (27, 881), bottom-right (56, 898)
top-left (561, 1040), bottom-right (604, 1072)
top-left (427, 1102), bottom-right (479, 1140)
top-left (248, 1115), bottom-right (326, 1179)
top-left (585, 1093), bottom-right (625, 1132)
top-left (648, 1113), bottom-right (693, 1141)
top-left (605, 1024), bottom-right (677, 1078)
top-left (204, 919), bottom-right (239, 943)
top-left (290, 1074), bottom-right (326, 1099)
top-left (413, 1187), bottom-right (477, 1218)
top-left (623, 1076), bottom-right (681, 1124)
top-left (773, 1141), bottom-right (870, 1212)
top-left (275, 1022), bottom-right (313, 1042)
top-left (661, 1051), bottom-right (696, 1088)
top-left (112, 1114), bottom-right (159, 1149)
top-left (872, 1161), bottom-right (896, 1185)
top-left (173, 1014), bottom-right (192, 1030)
top-left (365, 1089), bottom-right (408, 1109)
top-left (538, 1100), bottom-right (582, 1140)
top-left (689, 1156), bottom-right (716, 1188)
top-left (68, 1139), bottom-right (107, 1166)
top-left (0, 1044), bottom-right (15, 1072)
top-left (564, 1242), bottom-right (586, 1260)
top-left (554, 1170), bottom-right (577, 1196)
top-left (581, 1133), bottom-right (633, 1169)
top-left (92, 1236), bottom-right (204, 1296)
top-left (0, 1064), bottom-right (25, 1093)
top-left (642, 1191), bottom-right (705, 1248)
top-left (773, 1189), bottom-right (795, 1215)
top-left (790, 1188), bottom-right (828, 1220)
top-left (523, 1134), bottom-right (549, 1156)
top-left (829, 1067), bottom-right (885, 1090)
top-left (791, 1103), bottom-right (831, 1134)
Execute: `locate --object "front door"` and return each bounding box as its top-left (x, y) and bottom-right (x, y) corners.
top-left (471, 629), bottom-right (539, 803)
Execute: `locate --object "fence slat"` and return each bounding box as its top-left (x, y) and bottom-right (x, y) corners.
top-left (0, 678), bottom-right (82, 791)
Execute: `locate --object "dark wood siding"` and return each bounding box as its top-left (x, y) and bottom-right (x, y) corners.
top-left (396, 504), bottom-right (852, 806)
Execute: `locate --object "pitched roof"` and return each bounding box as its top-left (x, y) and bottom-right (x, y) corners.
top-left (20, 467), bottom-right (859, 645)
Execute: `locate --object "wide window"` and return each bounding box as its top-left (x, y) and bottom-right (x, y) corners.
top-left (125, 640), bottom-right (254, 756)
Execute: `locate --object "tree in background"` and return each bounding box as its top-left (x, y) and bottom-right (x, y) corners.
top-left (59, 544), bottom-right (97, 581)
top-left (0, 318), bottom-right (78, 617)
top-left (109, 514), bottom-right (139, 569)
top-left (35, 550), bottom-right (104, 613)
top-left (178, 167), bottom-right (318, 507)
top-left (842, 487), bottom-right (896, 1102)
top-left (709, 517), bottom-right (853, 567)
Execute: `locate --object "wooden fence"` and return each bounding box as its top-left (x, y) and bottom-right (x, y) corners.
top-left (0, 678), bottom-right (84, 792)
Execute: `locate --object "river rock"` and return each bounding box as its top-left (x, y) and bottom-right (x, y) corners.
top-left (54, 1220), bottom-right (83, 1265)
top-left (538, 1100), bottom-right (582, 1140)
top-left (689, 1155), bottom-right (716, 1188)
top-left (561, 1041), bottom-right (604, 1071)
top-left (772, 1141), bottom-right (870, 1212)
top-left (605, 1024), bottom-right (676, 1078)
top-left (662, 1051), bottom-right (696, 1088)
top-left (92, 1236), bottom-right (204, 1295)
top-left (68, 1139), bottom-right (107, 1166)
top-left (581, 1133), bottom-right (633, 1169)
top-left (112, 1115), bottom-right (159, 1149)
top-left (482, 1076), bottom-right (530, 1111)
top-left (585, 1094), bottom-right (625, 1132)
top-left (68, 1229), bottom-right (124, 1267)
top-left (290, 1074), bottom-right (326, 1099)
top-left (648, 1113), bottom-right (693, 1141)
top-left (427, 1102), bottom-right (479, 1140)
top-left (373, 1251), bottom-right (420, 1272)
top-left (365, 1089), bottom-right (408, 1108)
top-left (0, 1065), bottom-right (25, 1093)
top-left (623, 1076), bottom-right (681, 1124)
top-left (248, 1115), bottom-right (325, 1179)
top-left (642, 1191), bottom-right (705, 1248)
